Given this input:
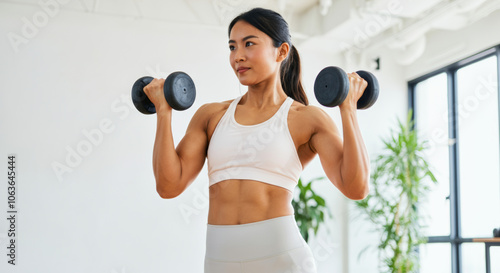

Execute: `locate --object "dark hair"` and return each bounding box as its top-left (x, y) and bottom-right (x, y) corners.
top-left (228, 7), bottom-right (308, 105)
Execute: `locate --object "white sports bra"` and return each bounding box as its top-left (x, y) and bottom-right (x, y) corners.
top-left (206, 95), bottom-right (303, 193)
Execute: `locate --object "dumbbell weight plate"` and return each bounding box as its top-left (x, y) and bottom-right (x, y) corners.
top-left (356, 70), bottom-right (379, 110)
top-left (164, 72), bottom-right (196, 111)
top-left (314, 66), bottom-right (349, 108)
top-left (132, 76), bottom-right (156, 114)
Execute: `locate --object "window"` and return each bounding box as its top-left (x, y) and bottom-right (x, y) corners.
top-left (414, 73), bottom-right (450, 238)
top-left (409, 45), bottom-right (500, 272)
top-left (456, 56), bottom-right (500, 238)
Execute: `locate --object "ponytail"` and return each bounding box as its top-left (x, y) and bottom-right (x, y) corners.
top-left (280, 45), bottom-right (308, 106)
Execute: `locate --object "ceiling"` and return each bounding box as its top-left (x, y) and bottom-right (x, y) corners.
top-left (4, 0), bottom-right (500, 65)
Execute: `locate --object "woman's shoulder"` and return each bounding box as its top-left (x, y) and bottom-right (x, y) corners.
top-left (290, 99), bottom-right (324, 115)
top-left (193, 98), bottom-right (237, 120)
top-left (199, 98), bottom-right (235, 112)
top-left (290, 100), bottom-right (335, 125)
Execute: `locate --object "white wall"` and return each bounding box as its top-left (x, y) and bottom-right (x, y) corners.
top-left (2, 1), bottom-right (498, 273)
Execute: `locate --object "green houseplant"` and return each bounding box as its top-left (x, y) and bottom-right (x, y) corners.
top-left (292, 176), bottom-right (334, 242)
top-left (354, 110), bottom-right (438, 273)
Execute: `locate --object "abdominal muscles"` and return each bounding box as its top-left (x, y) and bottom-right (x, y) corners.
top-left (207, 179), bottom-right (294, 225)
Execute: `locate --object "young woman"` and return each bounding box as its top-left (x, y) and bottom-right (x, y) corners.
top-left (143, 7), bottom-right (370, 273)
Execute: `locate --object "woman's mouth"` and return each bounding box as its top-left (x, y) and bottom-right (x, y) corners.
top-left (237, 67), bottom-right (250, 73)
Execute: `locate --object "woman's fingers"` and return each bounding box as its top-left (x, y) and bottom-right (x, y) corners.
top-left (347, 72), bottom-right (367, 101)
top-left (143, 78), bottom-right (170, 111)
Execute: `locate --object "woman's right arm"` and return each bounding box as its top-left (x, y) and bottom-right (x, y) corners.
top-left (144, 78), bottom-right (210, 199)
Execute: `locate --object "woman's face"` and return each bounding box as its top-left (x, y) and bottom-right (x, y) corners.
top-left (228, 20), bottom-right (287, 86)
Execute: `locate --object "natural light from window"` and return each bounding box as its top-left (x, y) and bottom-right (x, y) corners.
top-left (456, 56), bottom-right (500, 238)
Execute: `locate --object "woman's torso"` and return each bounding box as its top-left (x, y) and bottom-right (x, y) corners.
top-left (206, 97), bottom-right (317, 225)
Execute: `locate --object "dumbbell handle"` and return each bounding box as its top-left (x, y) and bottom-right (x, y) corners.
top-left (132, 76), bottom-right (157, 114)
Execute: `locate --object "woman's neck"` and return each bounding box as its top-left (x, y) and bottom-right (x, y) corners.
top-left (242, 76), bottom-right (287, 109)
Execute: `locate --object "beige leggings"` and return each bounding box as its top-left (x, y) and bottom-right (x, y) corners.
top-left (204, 215), bottom-right (317, 273)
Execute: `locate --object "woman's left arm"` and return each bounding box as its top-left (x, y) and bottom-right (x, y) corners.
top-left (309, 72), bottom-right (370, 200)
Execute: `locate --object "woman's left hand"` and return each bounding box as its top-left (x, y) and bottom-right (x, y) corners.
top-left (339, 72), bottom-right (368, 110)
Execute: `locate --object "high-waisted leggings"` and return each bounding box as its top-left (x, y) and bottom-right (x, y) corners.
top-left (204, 215), bottom-right (318, 273)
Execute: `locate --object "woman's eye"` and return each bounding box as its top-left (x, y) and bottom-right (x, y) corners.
top-left (229, 42), bottom-right (253, 51)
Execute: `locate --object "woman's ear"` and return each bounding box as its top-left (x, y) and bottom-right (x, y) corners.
top-left (276, 42), bottom-right (290, 62)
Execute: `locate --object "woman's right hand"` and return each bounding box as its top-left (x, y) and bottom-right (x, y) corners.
top-left (143, 78), bottom-right (172, 113)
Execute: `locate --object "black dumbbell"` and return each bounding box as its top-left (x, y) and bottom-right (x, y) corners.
top-left (132, 71), bottom-right (196, 114)
top-left (314, 66), bottom-right (379, 109)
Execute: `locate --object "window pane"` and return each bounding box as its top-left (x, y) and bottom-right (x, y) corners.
top-left (456, 56), bottom-right (500, 238)
top-left (492, 246), bottom-right (500, 272)
top-left (419, 243), bottom-right (451, 273)
top-left (415, 73), bottom-right (451, 237)
top-left (462, 243), bottom-right (485, 272)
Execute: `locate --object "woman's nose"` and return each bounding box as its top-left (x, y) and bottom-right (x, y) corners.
top-left (234, 50), bottom-right (245, 63)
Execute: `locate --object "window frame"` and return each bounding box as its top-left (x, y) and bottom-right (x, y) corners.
top-left (408, 45), bottom-right (500, 273)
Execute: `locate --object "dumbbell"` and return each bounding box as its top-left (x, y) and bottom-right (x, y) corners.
top-left (314, 66), bottom-right (379, 109)
top-left (131, 71), bottom-right (196, 114)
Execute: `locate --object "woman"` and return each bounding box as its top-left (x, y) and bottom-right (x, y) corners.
top-left (143, 7), bottom-right (370, 273)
